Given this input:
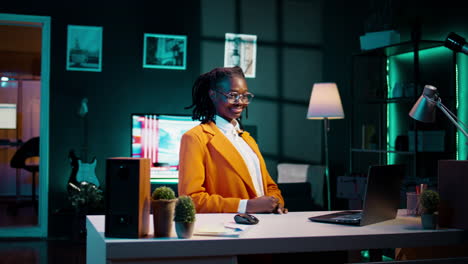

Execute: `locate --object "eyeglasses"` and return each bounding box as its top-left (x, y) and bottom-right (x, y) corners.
top-left (214, 90), bottom-right (255, 104)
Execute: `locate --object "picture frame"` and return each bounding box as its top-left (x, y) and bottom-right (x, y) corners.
top-left (66, 25), bottom-right (103, 72)
top-left (224, 33), bottom-right (257, 78)
top-left (143, 33), bottom-right (187, 70)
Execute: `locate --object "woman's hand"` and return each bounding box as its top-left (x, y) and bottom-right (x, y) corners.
top-left (274, 203), bottom-right (288, 214)
top-left (246, 196), bottom-right (287, 213)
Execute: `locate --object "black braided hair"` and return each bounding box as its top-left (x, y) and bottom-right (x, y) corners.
top-left (185, 66), bottom-right (246, 123)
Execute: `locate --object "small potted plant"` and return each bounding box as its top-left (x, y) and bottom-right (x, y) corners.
top-left (174, 196), bottom-right (196, 239)
top-left (419, 189), bottom-right (440, 229)
top-left (151, 186), bottom-right (177, 237)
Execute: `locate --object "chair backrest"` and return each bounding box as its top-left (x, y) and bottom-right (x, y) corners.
top-left (277, 163), bottom-right (326, 208)
top-left (10, 137), bottom-right (39, 171)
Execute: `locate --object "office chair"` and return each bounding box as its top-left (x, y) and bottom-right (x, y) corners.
top-left (9, 136), bottom-right (40, 213)
top-left (277, 163), bottom-right (326, 211)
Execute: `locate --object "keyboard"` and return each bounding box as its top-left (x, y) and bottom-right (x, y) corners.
top-left (332, 212), bottom-right (362, 221)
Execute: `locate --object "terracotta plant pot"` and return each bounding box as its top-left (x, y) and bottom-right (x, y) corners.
top-left (421, 213), bottom-right (438, 229)
top-left (175, 221), bottom-right (195, 239)
top-left (152, 199), bottom-right (176, 237)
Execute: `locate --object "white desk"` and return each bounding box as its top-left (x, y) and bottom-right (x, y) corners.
top-left (87, 210), bottom-right (468, 264)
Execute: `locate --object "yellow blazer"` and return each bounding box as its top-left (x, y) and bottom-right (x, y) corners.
top-left (178, 121), bottom-right (284, 213)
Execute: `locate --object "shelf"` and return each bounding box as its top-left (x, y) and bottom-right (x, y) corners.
top-left (357, 97), bottom-right (416, 104)
top-left (351, 148), bottom-right (416, 155)
top-left (353, 40), bottom-right (445, 57)
top-left (402, 177), bottom-right (437, 186)
top-left (349, 38), bottom-right (456, 180)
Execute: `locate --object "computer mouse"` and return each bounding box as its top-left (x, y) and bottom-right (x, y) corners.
top-left (234, 213), bottom-right (259, 225)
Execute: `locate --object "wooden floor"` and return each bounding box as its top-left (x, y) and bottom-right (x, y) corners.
top-left (0, 198), bottom-right (85, 264)
top-left (0, 198), bottom-right (37, 227)
top-left (0, 239), bottom-right (86, 264)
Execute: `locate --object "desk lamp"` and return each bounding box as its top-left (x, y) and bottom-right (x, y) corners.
top-left (409, 84), bottom-right (468, 146)
top-left (445, 32), bottom-right (468, 56)
top-left (307, 83), bottom-right (345, 211)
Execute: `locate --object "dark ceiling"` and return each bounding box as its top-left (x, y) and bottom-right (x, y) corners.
top-left (0, 24), bottom-right (41, 76)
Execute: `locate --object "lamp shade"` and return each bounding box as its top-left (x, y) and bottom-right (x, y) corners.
top-left (409, 85), bottom-right (438, 123)
top-left (307, 83), bottom-right (344, 119)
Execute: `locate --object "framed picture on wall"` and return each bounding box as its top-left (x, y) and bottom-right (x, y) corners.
top-left (66, 25), bottom-right (103, 72)
top-left (224, 33), bottom-right (257, 78)
top-left (143, 33), bottom-right (187, 70)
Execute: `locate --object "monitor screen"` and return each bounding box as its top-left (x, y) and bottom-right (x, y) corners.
top-left (131, 114), bottom-right (200, 183)
top-left (0, 103), bottom-right (17, 129)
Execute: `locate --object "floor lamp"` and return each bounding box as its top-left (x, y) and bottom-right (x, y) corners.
top-left (307, 83), bottom-right (345, 211)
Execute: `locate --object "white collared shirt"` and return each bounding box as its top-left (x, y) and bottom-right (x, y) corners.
top-left (214, 116), bottom-right (264, 213)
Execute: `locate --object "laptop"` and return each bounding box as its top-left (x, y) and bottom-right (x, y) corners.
top-left (309, 164), bottom-right (405, 226)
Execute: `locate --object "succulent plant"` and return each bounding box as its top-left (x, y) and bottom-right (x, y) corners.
top-left (420, 189), bottom-right (440, 214)
top-left (174, 196), bottom-right (196, 223)
top-left (151, 186), bottom-right (176, 200)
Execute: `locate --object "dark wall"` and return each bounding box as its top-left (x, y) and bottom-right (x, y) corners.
top-left (2, 1), bottom-right (201, 238)
top-left (322, 0), bottom-right (368, 208)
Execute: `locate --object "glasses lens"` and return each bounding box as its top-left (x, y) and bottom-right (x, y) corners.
top-left (244, 93), bottom-right (254, 103)
top-left (237, 93), bottom-right (253, 104)
top-left (223, 92), bottom-right (254, 104)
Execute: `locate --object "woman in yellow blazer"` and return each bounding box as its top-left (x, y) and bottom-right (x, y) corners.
top-left (179, 66), bottom-right (286, 214)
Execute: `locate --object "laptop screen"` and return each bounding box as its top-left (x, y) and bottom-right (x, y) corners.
top-left (309, 164), bottom-right (405, 226)
top-left (360, 164), bottom-right (405, 226)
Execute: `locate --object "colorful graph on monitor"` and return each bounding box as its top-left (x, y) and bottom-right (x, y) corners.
top-left (131, 114), bottom-right (199, 183)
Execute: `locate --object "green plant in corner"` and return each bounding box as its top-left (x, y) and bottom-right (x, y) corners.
top-left (420, 189), bottom-right (440, 214)
top-left (151, 186), bottom-right (176, 201)
top-left (174, 196), bottom-right (196, 223)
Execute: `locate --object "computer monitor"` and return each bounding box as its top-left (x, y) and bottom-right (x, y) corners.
top-left (131, 114), bottom-right (200, 184)
top-left (0, 103), bottom-right (17, 129)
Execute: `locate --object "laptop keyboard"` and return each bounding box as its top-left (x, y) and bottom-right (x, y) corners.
top-left (332, 212), bottom-right (362, 221)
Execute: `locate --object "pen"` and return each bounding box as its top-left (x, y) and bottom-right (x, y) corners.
top-left (224, 226), bottom-right (243, 232)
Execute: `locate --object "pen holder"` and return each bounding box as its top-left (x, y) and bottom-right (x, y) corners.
top-left (406, 192), bottom-right (420, 216)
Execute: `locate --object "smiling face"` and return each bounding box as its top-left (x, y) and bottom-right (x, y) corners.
top-left (209, 76), bottom-right (248, 123)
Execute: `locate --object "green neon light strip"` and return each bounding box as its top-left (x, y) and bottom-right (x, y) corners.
top-left (387, 47), bottom-right (453, 164)
top-left (386, 58), bottom-right (392, 164)
top-left (457, 53), bottom-right (468, 160)
top-left (387, 57), bottom-right (398, 165)
top-left (456, 63), bottom-right (459, 160)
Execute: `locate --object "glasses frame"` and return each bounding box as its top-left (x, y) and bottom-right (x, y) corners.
top-left (213, 90), bottom-right (255, 104)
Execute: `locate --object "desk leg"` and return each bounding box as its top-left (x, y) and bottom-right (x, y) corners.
top-left (32, 171), bottom-right (37, 210)
top-left (86, 219), bottom-right (106, 264)
top-left (16, 168), bottom-right (21, 200)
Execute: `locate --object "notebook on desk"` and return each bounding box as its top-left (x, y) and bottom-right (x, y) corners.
top-left (309, 164), bottom-right (405, 226)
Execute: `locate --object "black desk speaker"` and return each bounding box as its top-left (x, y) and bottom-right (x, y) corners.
top-left (105, 158), bottom-right (151, 238)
